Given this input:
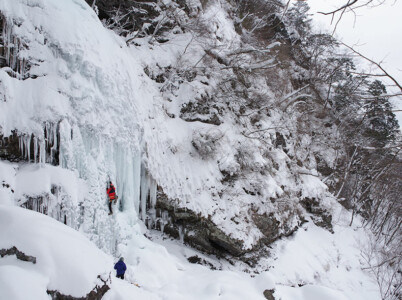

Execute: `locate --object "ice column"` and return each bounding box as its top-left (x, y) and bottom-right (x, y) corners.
top-left (140, 165), bottom-right (149, 222)
top-left (138, 164), bottom-right (158, 228)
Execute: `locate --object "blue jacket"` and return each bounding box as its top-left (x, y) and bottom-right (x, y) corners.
top-left (114, 260), bottom-right (127, 275)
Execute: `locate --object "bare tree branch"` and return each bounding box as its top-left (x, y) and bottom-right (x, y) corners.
top-left (342, 42), bottom-right (402, 92)
top-left (318, 0), bottom-right (359, 15)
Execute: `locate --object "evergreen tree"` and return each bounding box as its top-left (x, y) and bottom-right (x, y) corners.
top-left (286, 1), bottom-right (311, 42)
top-left (364, 80), bottom-right (399, 147)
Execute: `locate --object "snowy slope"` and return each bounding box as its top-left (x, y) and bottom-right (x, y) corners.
top-left (0, 204), bottom-right (381, 300)
top-left (0, 205), bottom-right (112, 299)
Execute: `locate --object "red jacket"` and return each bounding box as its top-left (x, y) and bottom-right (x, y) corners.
top-left (107, 184), bottom-right (116, 201)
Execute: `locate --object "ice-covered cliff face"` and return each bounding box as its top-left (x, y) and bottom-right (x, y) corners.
top-left (0, 0), bottom-right (390, 299)
top-left (0, 0), bottom-right (335, 255)
top-left (0, 0), bottom-right (151, 251)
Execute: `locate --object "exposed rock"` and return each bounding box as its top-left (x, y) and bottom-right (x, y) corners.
top-left (1, 180), bottom-right (14, 193)
top-left (314, 154), bottom-right (333, 177)
top-left (180, 99), bottom-right (223, 125)
top-left (0, 246), bottom-right (37, 264)
top-left (263, 289), bottom-right (276, 300)
top-left (208, 226), bottom-right (245, 257)
top-left (274, 132), bottom-right (287, 149)
top-left (147, 188), bottom-right (303, 259)
top-left (300, 197), bottom-right (333, 233)
top-left (47, 275), bottom-right (110, 300)
top-left (0, 131), bottom-right (23, 162)
top-left (252, 212), bottom-right (280, 245)
top-left (0, 126), bottom-right (60, 165)
top-left (187, 255), bottom-right (217, 270)
top-left (153, 188), bottom-right (245, 257)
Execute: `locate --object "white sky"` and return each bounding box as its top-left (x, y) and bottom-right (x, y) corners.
top-left (305, 0), bottom-right (402, 124)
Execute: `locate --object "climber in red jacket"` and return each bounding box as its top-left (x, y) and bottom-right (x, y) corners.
top-left (106, 181), bottom-right (117, 215)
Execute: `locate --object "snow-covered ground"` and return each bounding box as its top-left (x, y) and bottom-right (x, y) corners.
top-left (0, 204), bottom-right (381, 300)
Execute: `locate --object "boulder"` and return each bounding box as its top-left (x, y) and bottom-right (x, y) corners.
top-left (263, 289), bottom-right (276, 300)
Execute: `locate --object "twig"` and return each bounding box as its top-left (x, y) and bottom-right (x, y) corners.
top-left (342, 42), bottom-right (402, 92)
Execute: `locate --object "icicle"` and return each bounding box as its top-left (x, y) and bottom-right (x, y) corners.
top-left (45, 122), bottom-right (49, 151)
top-left (29, 135), bottom-right (32, 161)
top-left (48, 122), bottom-right (53, 146)
top-left (148, 207), bottom-right (156, 229)
top-left (25, 135), bottom-right (31, 161)
top-left (133, 151), bottom-right (141, 216)
top-left (160, 210), bottom-right (169, 233)
top-left (33, 137), bottom-right (38, 163)
top-left (149, 178), bottom-right (157, 210)
top-left (39, 138), bottom-right (46, 165)
top-left (140, 165), bottom-right (149, 221)
top-left (23, 136), bottom-right (27, 159)
top-left (178, 225), bottom-right (185, 243)
top-left (19, 58), bottom-right (24, 78)
top-left (22, 58), bottom-right (27, 78)
top-left (39, 139), bottom-right (42, 164)
top-left (19, 135), bottom-right (23, 157)
top-left (51, 123), bottom-right (58, 164)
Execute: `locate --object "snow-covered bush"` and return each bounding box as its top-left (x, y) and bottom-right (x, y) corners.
top-left (191, 128), bottom-right (223, 160)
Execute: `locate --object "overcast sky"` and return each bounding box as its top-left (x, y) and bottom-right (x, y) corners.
top-left (305, 0), bottom-right (402, 124)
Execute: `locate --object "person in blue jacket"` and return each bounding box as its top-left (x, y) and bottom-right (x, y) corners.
top-left (114, 257), bottom-right (127, 279)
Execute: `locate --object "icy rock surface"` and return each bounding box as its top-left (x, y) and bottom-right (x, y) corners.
top-left (0, 0), bottom-right (152, 253)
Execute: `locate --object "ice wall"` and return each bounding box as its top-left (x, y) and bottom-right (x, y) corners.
top-left (0, 0), bottom-right (161, 254)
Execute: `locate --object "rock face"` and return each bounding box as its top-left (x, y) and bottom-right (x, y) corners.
top-left (146, 187), bottom-right (303, 259)
top-left (251, 213), bottom-right (281, 245)
top-left (154, 189), bottom-right (246, 257)
top-left (263, 289), bottom-right (276, 300)
top-left (0, 131), bottom-right (23, 162)
top-left (180, 99), bottom-right (223, 125)
top-left (300, 197), bottom-right (333, 233)
top-left (0, 127), bottom-right (60, 165)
